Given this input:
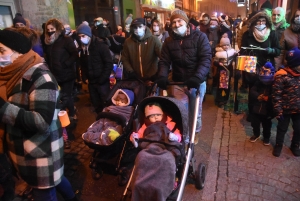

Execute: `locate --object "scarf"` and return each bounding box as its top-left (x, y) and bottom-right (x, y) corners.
top-left (156, 33), bottom-right (163, 41)
top-left (274, 21), bottom-right (284, 29)
top-left (44, 32), bottom-right (60, 45)
top-left (292, 24), bottom-right (300, 32)
top-left (0, 50), bottom-right (43, 153)
top-left (284, 67), bottom-right (300, 76)
top-left (253, 27), bottom-right (270, 42)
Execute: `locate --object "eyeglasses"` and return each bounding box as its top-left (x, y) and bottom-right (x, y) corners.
top-left (256, 19), bottom-right (266, 24)
top-left (146, 114), bottom-right (163, 119)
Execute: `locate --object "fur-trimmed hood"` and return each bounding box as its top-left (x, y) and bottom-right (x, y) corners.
top-left (247, 10), bottom-right (274, 30)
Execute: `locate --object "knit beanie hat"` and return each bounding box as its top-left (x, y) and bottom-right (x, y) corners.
top-left (145, 104), bottom-right (163, 118)
top-left (220, 37), bottom-right (230, 46)
top-left (170, 9), bottom-right (189, 24)
top-left (13, 13), bottom-right (26, 26)
top-left (0, 28), bottom-right (31, 54)
top-left (259, 61), bottom-right (275, 85)
top-left (112, 89), bottom-right (135, 106)
top-left (261, 0), bottom-right (272, 11)
top-left (76, 23), bottom-right (92, 37)
top-left (286, 47), bottom-right (300, 68)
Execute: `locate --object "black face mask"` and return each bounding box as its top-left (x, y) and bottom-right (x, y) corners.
top-left (47, 31), bottom-right (55, 36)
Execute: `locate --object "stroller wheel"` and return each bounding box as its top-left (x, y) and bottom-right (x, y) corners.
top-left (91, 168), bottom-right (103, 180)
top-left (195, 163), bottom-right (206, 190)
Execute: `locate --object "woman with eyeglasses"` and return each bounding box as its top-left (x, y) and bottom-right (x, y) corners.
top-left (240, 10), bottom-right (280, 122)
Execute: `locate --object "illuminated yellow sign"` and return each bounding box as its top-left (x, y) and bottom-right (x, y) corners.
top-left (142, 0), bottom-right (175, 10)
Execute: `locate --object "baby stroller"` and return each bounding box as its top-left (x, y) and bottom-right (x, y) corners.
top-left (121, 83), bottom-right (206, 201)
top-left (82, 80), bottom-right (147, 180)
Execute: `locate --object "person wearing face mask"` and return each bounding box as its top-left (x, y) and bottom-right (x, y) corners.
top-left (44, 18), bottom-right (78, 125)
top-left (92, 17), bottom-right (111, 39)
top-left (124, 23), bottom-right (131, 39)
top-left (0, 27), bottom-right (79, 201)
top-left (156, 9), bottom-right (211, 144)
top-left (151, 19), bottom-right (169, 43)
top-left (280, 9), bottom-right (300, 66)
top-left (121, 17), bottom-right (161, 84)
top-left (76, 23), bottom-right (113, 113)
top-left (241, 10), bottom-right (280, 122)
top-left (272, 7), bottom-right (289, 70)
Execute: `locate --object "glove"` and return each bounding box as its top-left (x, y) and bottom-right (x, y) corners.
top-left (127, 71), bottom-right (137, 79)
top-left (130, 133), bottom-right (139, 148)
top-left (265, 47), bottom-right (275, 54)
top-left (184, 76), bottom-right (203, 89)
top-left (168, 132), bottom-right (179, 142)
top-left (276, 115), bottom-right (284, 121)
top-left (155, 76), bottom-right (169, 90)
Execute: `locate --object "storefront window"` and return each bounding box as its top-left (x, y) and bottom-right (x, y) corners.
top-left (0, 5), bottom-right (13, 29)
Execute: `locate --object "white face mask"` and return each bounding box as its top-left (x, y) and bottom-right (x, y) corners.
top-left (153, 26), bottom-right (159, 32)
top-left (0, 52), bottom-right (14, 67)
top-left (210, 25), bottom-right (217, 28)
top-left (81, 37), bottom-right (90, 45)
top-left (294, 17), bottom-right (300, 25)
top-left (95, 22), bottom-right (100, 26)
top-left (134, 27), bottom-right (145, 38)
top-left (255, 24), bottom-right (266, 31)
top-left (173, 25), bottom-right (187, 36)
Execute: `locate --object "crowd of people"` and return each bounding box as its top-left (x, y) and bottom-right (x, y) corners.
top-left (0, 0), bottom-right (300, 200)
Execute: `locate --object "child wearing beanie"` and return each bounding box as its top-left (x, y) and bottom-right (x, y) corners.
top-left (130, 102), bottom-right (182, 147)
top-left (272, 47), bottom-right (300, 157)
top-left (249, 61), bottom-right (275, 145)
top-left (213, 37), bottom-right (237, 107)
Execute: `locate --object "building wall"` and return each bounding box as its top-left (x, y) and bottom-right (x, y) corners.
top-left (17, 0), bottom-right (69, 31)
top-left (122, 0), bottom-right (137, 20)
top-left (199, 0), bottom-right (238, 18)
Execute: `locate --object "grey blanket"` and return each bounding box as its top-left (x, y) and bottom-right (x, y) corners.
top-left (103, 105), bottom-right (133, 122)
top-left (82, 118), bottom-right (122, 145)
top-left (130, 122), bottom-right (183, 201)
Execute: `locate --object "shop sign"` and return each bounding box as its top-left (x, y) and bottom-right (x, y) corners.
top-left (142, 0), bottom-right (175, 10)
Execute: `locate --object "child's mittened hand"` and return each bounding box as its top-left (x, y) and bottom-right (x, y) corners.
top-left (130, 133), bottom-right (138, 148)
top-left (169, 132), bottom-right (179, 141)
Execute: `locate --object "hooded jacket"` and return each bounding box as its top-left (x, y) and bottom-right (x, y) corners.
top-left (122, 27), bottom-right (162, 80)
top-left (78, 35), bottom-right (113, 84)
top-left (241, 10), bottom-right (280, 72)
top-left (158, 24), bottom-right (211, 82)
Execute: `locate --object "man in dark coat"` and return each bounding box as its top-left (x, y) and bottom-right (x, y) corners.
top-left (92, 17), bottom-right (111, 39)
top-left (77, 23), bottom-right (113, 113)
top-left (156, 9), bottom-right (212, 144)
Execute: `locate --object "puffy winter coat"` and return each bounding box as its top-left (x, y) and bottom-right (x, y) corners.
top-left (250, 80), bottom-right (273, 116)
top-left (44, 34), bottom-right (77, 83)
top-left (122, 27), bottom-right (161, 80)
top-left (79, 36), bottom-right (113, 84)
top-left (272, 67), bottom-right (300, 116)
top-left (158, 24), bottom-right (211, 82)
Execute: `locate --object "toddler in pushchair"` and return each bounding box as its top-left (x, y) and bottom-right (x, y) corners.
top-left (122, 84), bottom-right (206, 201)
top-left (82, 80), bottom-right (147, 179)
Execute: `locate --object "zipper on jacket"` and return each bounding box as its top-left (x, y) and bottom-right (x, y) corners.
top-left (180, 39), bottom-right (185, 79)
top-left (139, 43), bottom-right (143, 77)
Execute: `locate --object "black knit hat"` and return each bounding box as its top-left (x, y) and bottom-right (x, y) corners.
top-left (13, 13), bottom-right (26, 26)
top-left (0, 28), bottom-right (31, 54)
top-left (131, 18), bottom-right (145, 26)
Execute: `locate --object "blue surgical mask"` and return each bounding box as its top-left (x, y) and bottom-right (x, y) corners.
top-left (210, 25), bottom-right (217, 28)
top-left (81, 37), bottom-right (90, 45)
top-left (255, 24), bottom-right (266, 31)
top-left (134, 28), bottom-right (145, 38)
top-left (0, 52), bottom-right (14, 67)
top-left (294, 17), bottom-right (300, 25)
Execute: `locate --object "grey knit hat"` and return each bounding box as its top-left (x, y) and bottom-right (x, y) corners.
top-left (76, 23), bottom-right (92, 37)
top-left (170, 9), bottom-right (189, 24)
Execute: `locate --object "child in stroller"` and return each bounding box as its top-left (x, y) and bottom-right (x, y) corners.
top-left (130, 102), bottom-right (182, 147)
top-left (82, 89), bottom-right (134, 145)
top-left (127, 97), bottom-right (186, 201)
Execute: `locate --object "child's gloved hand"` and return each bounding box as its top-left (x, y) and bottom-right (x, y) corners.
top-left (169, 132), bottom-right (179, 142)
top-left (130, 133), bottom-right (139, 148)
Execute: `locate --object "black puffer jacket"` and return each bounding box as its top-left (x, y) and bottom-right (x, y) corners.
top-left (79, 36), bottom-right (113, 84)
top-left (44, 35), bottom-right (77, 83)
top-left (158, 24), bottom-right (211, 82)
top-left (250, 80), bottom-right (273, 116)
